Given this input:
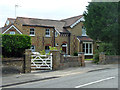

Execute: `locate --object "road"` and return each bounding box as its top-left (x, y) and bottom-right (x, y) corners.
top-left (4, 67), bottom-right (118, 88)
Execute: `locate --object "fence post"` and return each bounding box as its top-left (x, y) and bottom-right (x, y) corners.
top-left (24, 49), bottom-right (31, 73)
top-left (78, 52), bottom-right (85, 67)
top-left (50, 50), bottom-right (61, 70)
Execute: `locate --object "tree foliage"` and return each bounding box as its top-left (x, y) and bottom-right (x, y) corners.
top-left (84, 2), bottom-right (119, 55)
top-left (2, 34), bottom-right (31, 57)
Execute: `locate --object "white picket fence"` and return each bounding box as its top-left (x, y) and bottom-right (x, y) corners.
top-left (31, 52), bottom-right (52, 70)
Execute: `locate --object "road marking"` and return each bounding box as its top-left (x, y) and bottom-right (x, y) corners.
top-left (75, 77), bottom-right (115, 88)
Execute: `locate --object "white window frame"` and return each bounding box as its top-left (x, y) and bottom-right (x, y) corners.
top-left (31, 45), bottom-right (35, 52)
top-left (10, 31), bottom-right (15, 34)
top-left (45, 28), bottom-right (50, 37)
top-left (83, 42), bottom-right (93, 55)
top-left (55, 31), bottom-right (58, 37)
top-left (6, 20), bottom-right (9, 26)
top-left (30, 28), bottom-right (35, 36)
top-left (82, 26), bottom-right (87, 36)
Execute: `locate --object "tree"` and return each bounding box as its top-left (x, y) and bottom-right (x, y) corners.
top-left (83, 2), bottom-right (119, 55)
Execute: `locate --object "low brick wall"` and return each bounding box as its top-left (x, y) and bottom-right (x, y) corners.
top-left (59, 56), bottom-right (82, 69)
top-left (99, 53), bottom-right (120, 64)
top-left (2, 58), bottom-right (24, 74)
top-left (50, 50), bottom-right (85, 70)
top-left (105, 55), bottom-right (119, 64)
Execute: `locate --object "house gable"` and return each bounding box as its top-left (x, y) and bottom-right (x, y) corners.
top-left (2, 25), bottom-right (22, 34)
top-left (70, 16), bottom-right (85, 28)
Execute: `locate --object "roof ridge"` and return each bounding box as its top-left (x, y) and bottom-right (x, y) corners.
top-left (17, 17), bottom-right (65, 23)
top-left (8, 18), bottom-right (16, 20)
top-left (61, 15), bottom-right (83, 21)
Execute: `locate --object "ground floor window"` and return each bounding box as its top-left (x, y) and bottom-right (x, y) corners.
top-left (31, 45), bottom-right (35, 52)
top-left (45, 46), bottom-right (50, 53)
top-left (82, 42), bottom-right (93, 55)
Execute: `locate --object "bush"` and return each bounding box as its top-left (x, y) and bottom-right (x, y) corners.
top-left (2, 34), bottom-right (31, 57)
top-left (93, 50), bottom-right (99, 64)
top-left (73, 52), bottom-right (78, 56)
top-left (98, 43), bottom-right (116, 55)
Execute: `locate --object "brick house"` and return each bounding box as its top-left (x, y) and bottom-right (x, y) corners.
top-left (2, 15), bottom-right (96, 58)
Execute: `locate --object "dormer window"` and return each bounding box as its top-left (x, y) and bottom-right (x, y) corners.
top-left (6, 20), bottom-right (9, 26)
top-left (30, 28), bottom-right (35, 36)
top-left (82, 26), bottom-right (87, 36)
top-left (55, 31), bottom-right (58, 37)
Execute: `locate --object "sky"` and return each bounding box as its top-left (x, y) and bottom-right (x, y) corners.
top-left (0, 0), bottom-right (91, 27)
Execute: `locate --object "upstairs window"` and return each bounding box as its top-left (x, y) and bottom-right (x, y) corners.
top-left (30, 28), bottom-right (35, 36)
top-left (6, 20), bottom-right (9, 26)
top-left (82, 26), bottom-right (87, 36)
top-left (45, 29), bottom-right (50, 37)
top-left (10, 31), bottom-right (15, 34)
top-left (55, 31), bottom-right (58, 37)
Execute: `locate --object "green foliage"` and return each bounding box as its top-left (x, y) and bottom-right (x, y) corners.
top-left (84, 2), bottom-right (119, 55)
top-left (40, 50), bottom-right (46, 55)
top-left (49, 46), bottom-right (57, 50)
top-left (93, 50), bottom-right (99, 64)
top-left (73, 52), bottom-right (78, 56)
top-left (2, 34), bottom-right (31, 57)
top-left (98, 43), bottom-right (116, 55)
top-left (93, 42), bottom-right (116, 63)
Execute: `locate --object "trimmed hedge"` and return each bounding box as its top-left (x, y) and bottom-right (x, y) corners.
top-left (2, 34), bottom-right (31, 57)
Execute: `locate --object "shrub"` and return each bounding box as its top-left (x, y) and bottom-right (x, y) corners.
top-left (2, 34), bottom-right (31, 57)
top-left (93, 50), bottom-right (99, 64)
top-left (98, 43), bottom-right (116, 55)
top-left (73, 52), bottom-right (78, 56)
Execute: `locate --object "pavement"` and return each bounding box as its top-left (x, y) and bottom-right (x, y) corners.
top-left (1, 61), bottom-right (118, 88)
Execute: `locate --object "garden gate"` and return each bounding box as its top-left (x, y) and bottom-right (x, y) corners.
top-left (31, 52), bottom-right (52, 70)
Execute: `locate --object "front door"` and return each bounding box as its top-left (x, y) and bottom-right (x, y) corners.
top-left (62, 47), bottom-right (66, 53)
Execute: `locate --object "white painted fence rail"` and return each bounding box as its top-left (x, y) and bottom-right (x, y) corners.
top-left (31, 52), bottom-right (52, 70)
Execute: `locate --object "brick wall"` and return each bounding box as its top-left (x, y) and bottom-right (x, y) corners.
top-left (99, 53), bottom-right (119, 64)
top-left (2, 58), bottom-right (24, 74)
top-left (50, 50), bottom-right (85, 70)
top-left (59, 56), bottom-right (82, 69)
top-left (2, 49), bottom-right (31, 75)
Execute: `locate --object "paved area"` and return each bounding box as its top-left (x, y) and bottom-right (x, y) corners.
top-left (1, 61), bottom-right (118, 88)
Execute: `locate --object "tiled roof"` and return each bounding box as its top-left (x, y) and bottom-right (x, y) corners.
top-left (61, 15), bottom-right (83, 27)
top-left (3, 15), bottom-right (83, 33)
top-left (77, 36), bottom-right (93, 42)
top-left (2, 24), bottom-right (13, 33)
top-left (8, 18), bottom-right (16, 24)
top-left (17, 17), bottom-right (70, 33)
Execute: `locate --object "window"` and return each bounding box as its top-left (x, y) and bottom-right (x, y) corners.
top-left (45, 29), bottom-right (50, 37)
top-left (10, 31), bottom-right (15, 34)
top-left (55, 32), bottom-right (58, 37)
top-left (82, 26), bottom-right (87, 36)
top-left (30, 28), bottom-right (35, 36)
top-left (6, 20), bottom-right (9, 26)
top-left (31, 45), bottom-right (35, 52)
top-left (45, 46), bottom-right (50, 53)
top-left (82, 42), bottom-right (93, 55)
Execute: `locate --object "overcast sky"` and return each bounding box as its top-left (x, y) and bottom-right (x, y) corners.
top-left (0, 0), bottom-right (91, 27)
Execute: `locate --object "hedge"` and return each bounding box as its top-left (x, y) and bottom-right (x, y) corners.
top-left (2, 34), bottom-right (31, 57)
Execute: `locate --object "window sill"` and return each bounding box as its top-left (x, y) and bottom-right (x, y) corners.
top-left (45, 36), bottom-right (51, 38)
top-left (30, 35), bottom-right (35, 36)
top-left (84, 53), bottom-right (93, 55)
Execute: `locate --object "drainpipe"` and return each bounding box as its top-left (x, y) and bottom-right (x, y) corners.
top-left (68, 33), bottom-right (71, 55)
top-left (53, 28), bottom-right (55, 47)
